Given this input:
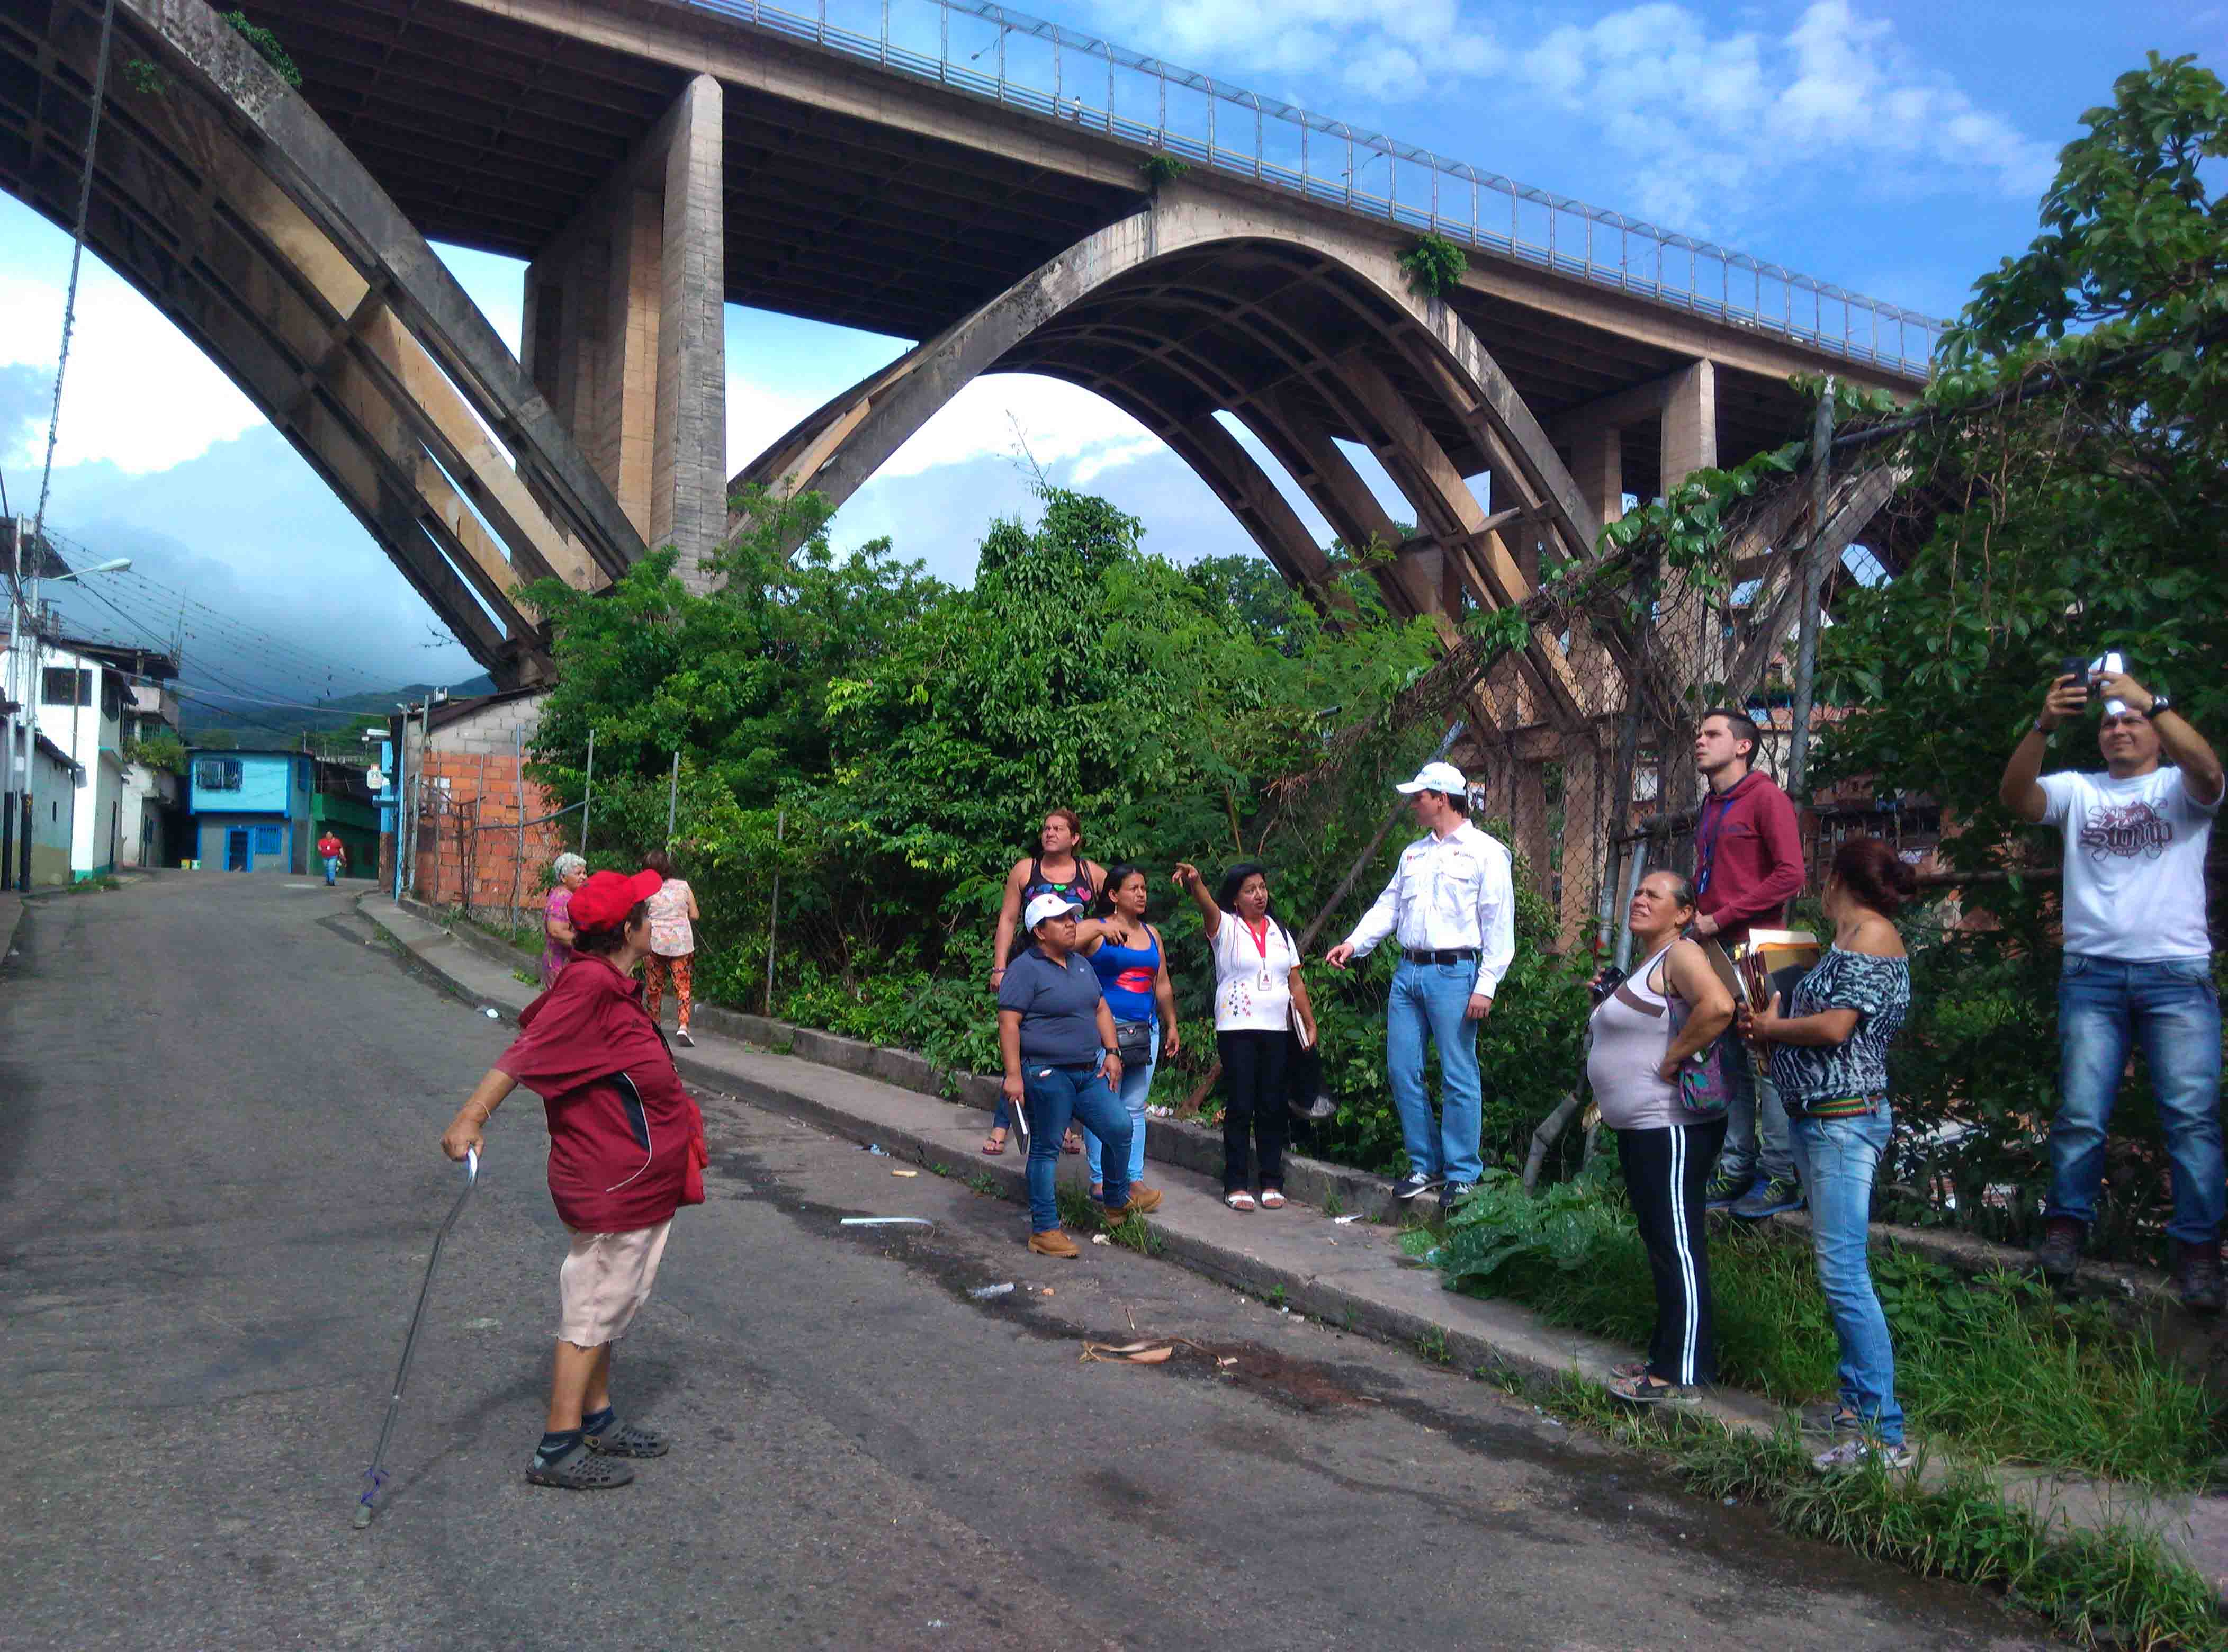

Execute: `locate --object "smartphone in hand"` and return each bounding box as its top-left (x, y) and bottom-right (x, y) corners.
top-left (2058, 656), bottom-right (2089, 708)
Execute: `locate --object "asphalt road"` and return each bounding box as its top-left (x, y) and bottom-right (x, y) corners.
top-left (1, 875), bottom-right (2058, 1650)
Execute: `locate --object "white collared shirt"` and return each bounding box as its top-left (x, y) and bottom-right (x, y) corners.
top-left (1340, 820), bottom-right (1516, 996)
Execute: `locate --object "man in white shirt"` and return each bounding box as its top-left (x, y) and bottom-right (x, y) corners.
top-left (1326, 761), bottom-right (1516, 1212)
top-left (2000, 662), bottom-right (2226, 1312)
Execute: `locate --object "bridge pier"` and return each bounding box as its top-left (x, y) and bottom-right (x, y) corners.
top-left (524, 75), bottom-right (727, 592)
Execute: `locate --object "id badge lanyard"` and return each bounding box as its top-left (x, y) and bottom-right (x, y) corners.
top-left (1245, 916), bottom-right (1275, 993)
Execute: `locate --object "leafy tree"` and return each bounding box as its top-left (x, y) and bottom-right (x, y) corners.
top-left (1813, 54), bottom-right (2228, 1254)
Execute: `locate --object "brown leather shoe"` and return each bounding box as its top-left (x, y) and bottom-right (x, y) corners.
top-left (1101, 1184), bottom-right (1163, 1220)
top-left (1028, 1228), bottom-right (1079, 1259)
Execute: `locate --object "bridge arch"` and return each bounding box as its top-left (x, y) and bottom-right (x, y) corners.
top-left (732, 187), bottom-right (1615, 727)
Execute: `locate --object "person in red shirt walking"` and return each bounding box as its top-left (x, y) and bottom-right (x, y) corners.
top-left (440, 868), bottom-right (708, 1491)
top-left (316, 830), bottom-right (347, 886)
top-left (1689, 709), bottom-right (1808, 1219)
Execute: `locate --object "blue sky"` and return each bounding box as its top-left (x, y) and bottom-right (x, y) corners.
top-left (1, 0), bottom-right (2213, 707)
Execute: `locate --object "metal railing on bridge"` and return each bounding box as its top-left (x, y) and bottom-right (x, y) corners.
top-left (681, 0), bottom-right (1944, 378)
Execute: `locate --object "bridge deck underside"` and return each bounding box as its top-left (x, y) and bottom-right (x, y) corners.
top-left (249, 0), bottom-right (1824, 497)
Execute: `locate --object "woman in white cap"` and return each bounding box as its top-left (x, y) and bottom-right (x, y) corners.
top-left (995, 891), bottom-right (1162, 1255)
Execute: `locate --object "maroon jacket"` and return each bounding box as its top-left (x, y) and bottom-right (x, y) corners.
top-left (1693, 769), bottom-right (1804, 945)
top-left (497, 954), bottom-right (705, 1232)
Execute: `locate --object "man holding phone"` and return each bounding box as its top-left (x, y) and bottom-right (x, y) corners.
top-left (2000, 660), bottom-right (2226, 1311)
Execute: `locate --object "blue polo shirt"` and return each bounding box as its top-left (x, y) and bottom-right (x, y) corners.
top-left (996, 945), bottom-right (1106, 1066)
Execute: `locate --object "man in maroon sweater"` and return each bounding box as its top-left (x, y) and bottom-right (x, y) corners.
top-left (1690, 709), bottom-right (1809, 1219)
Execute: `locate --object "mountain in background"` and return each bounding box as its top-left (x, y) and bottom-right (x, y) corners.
top-left (176, 671), bottom-right (500, 742)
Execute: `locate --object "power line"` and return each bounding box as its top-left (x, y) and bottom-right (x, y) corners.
top-left (26, 0), bottom-right (120, 570)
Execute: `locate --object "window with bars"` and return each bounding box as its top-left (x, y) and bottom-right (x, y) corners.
top-left (195, 758), bottom-right (243, 792)
top-left (42, 668), bottom-right (91, 707)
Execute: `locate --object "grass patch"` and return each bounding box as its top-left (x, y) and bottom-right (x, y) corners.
top-left (1421, 1169), bottom-right (2225, 1488)
top-left (68, 875), bottom-right (122, 893)
top-left (1527, 1374), bottom-right (2227, 1651)
top-left (1051, 1183), bottom-right (1160, 1254)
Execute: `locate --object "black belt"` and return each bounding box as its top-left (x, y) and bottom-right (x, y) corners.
top-left (1403, 947), bottom-right (1479, 965)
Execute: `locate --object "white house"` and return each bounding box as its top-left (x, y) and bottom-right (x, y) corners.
top-left (1, 633), bottom-right (178, 880)
top-left (119, 680), bottom-right (184, 868)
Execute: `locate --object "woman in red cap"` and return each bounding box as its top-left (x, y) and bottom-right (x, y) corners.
top-left (440, 866), bottom-right (707, 1491)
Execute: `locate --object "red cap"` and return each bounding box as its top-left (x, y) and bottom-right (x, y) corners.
top-left (568, 867), bottom-right (665, 933)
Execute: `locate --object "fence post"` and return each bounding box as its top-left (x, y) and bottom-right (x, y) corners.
top-left (765, 809), bottom-right (784, 1015)
top-left (1785, 381), bottom-right (1838, 795)
top-left (512, 725), bottom-right (525, 933)
top-left (666, 750), bottom-right (680, 843)
top-left (580, 728), bottom-right (595, 856)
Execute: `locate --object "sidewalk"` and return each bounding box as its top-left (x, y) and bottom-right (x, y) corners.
top-left (359, 893), bottom-right (2228, 1592)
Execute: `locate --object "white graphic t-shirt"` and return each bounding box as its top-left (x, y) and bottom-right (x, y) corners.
top-left (2038, 766), bottom-right (2222, 960)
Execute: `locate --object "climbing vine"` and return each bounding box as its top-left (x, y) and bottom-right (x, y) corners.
top-left (1139, 154), bottom-right (1190, 190)
top-left (122, 58), bottom-right (166, 97)
top-left (224, 10), bottom-right (303, 89)
top-left (1398, 233), bottom-right (1468, 298)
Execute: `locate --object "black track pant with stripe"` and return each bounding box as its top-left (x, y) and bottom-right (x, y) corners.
top-left (1616, 1117), bottom-right (1726, 1387)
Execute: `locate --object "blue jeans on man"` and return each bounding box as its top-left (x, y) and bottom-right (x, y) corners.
top-left (1024, 1062), bottom-right (1132, 1233)
top-left (2047, 956), bottom-right (2224, 1245)
top-left (1084, 1021), bottom-right (1153, 1192)
top-left (1715, 1033), bottom-right (1795, 1187)
top-left (1387, 958), bottom-right (1484, 1186)
top-left (323, 856), bottom-right (342, 886)
top-left (1788, 1104), bottom-right (1904, 1446)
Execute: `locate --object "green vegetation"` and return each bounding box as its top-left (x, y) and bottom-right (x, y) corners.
top-left (1139, 154), bottom-right (1190, 189)
top-left (224, 11), bottom-right (303, 88)
top-left (1528, 1377), bottom-right (2228, 1651)
top-left (1397, 233), bottom-right (1468, 299)
top-left (123, 732), bottom-right (186, 776)
top-left (1417, 1168), bottom-right (2225, 1489)
top-left (122, 59), bottom-right (166, 97)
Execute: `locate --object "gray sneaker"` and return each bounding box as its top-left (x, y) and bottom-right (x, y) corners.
top-left (1391, 1173), bottom-right (1441, 1202)
top-left (1731, 1175), bottom-right (1804, 1219)
top-left (1703, 1173), bottom-right (1749, 1212)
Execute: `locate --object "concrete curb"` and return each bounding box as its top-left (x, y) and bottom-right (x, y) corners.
top-left (360, 893), bottom-right (2228, 1591)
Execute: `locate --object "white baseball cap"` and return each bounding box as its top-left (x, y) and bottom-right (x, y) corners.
top-left (1023, 892), bottom-right (1085, 930)
top-left (1395, 760), bottom-right (1468, 796)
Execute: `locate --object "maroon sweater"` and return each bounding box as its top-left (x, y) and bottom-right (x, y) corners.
top-left (1693, 770), bottom-right (1804, 945)
top-left (497, 954), bottom-right (705, 1232)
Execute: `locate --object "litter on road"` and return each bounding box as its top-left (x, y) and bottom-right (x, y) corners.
top-left (967, 1282), bottom-right (1015, 1299)
top-left (1081, 1339), bottom-right (1174, 1364)
top-left (891, 1169), bottom-right (919, 1178)
top-left (839, 1216), bottom-right (932, 1228)
top-left (1334, 1214), bottom-right (1363, 1225)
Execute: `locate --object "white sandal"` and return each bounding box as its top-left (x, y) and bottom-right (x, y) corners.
top-left (1259, 1189), bottom-right (1286, 1209)
top-left (1225, 1191), bottom-right (1256, 1211)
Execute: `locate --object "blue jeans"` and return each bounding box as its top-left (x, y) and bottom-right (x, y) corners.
top-left (1714, 1032), bottom-right (1794, 1186)
top-left (323, 857), bottom-right (342, 886)
top-left (1387, 958), bottom-right (1484, 1186)
top-left (2048, 955), bottom-right (2224, 1245)
top-left (1788, 1105), bottom-right (1902, 1446)
top-left (1084, 1021), bottom-right (1153, 1190)
top-left (1023, 1063), bottom-right (1131, 1233)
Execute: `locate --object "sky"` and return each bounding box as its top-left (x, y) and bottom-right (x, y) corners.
top-left (0, 0), bottom-right (2214, 713)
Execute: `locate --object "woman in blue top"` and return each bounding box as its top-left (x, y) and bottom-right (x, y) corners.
top-left (1075, 865), bottom-right (1182, 1200)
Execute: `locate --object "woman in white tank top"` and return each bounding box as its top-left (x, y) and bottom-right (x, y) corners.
top-left (1586, 870), bottom-right (1733, 1402)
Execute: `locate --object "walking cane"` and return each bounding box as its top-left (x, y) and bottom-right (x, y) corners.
top-left (353, 1146), bottom-right (479, 1528)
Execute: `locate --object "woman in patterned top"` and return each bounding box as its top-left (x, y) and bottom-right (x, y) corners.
top-left (1742, 837), bottom-right (1918, 1471)
top-left (640, 850), bottom-right (700, 1047)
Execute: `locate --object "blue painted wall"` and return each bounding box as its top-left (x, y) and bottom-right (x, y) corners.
top-left (188, 752), bottom-right (297, 815)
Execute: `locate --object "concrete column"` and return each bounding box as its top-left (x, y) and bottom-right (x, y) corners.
top-left (1659, 360), bottom-right (1718, 491)
top-left (1511, 758), bottom-right (1552, 906)
top-left (523, 75), bottom-right (726, 594)
top-left (1568, 425), bottom-right (1623, 528)
top-left (653, 75), bottom-right (726, 588)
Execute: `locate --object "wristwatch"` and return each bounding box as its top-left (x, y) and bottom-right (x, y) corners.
top-left (2147, 692), bottom-right (2171, 718)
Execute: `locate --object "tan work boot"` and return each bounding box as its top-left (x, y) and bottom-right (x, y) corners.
top-left (1100, 1184), bottom-right (1163, 1221)
top-left (1028, 1228), bottom-right (1080, 1259)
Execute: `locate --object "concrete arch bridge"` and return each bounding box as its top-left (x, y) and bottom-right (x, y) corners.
top-left (2, 0), bottom-right (1929, 936)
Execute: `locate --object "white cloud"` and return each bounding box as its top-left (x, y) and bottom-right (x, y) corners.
top-left (0, 265), bottom-right (261, 474)
top-left (1512, 0), bottom-right (2058, 229)
top-left (1089, 0), bottom-right (2052, 234)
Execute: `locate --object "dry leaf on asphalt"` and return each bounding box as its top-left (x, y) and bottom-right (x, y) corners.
top-left (891, 1169), bottom-right (918, 1177)
top-left (1081, 1339), bottom-right (1175, 1364)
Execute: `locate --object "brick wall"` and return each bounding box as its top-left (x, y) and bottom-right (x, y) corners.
top-left (401, 693), bottom-right (570, 929)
